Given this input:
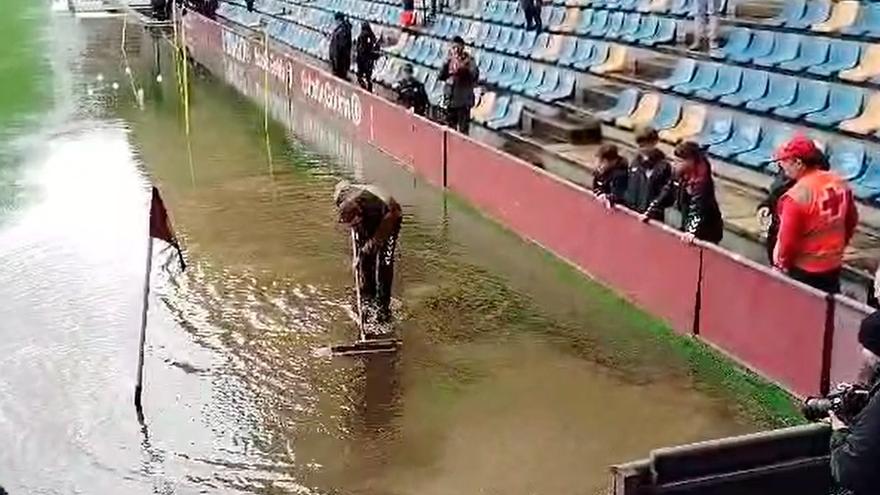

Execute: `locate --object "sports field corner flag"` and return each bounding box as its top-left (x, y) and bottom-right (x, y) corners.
top-left (136, 187), bottom-right (185, 417)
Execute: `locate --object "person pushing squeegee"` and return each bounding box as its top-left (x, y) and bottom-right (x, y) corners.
top-left (331, 181), bottom-right (403, 356)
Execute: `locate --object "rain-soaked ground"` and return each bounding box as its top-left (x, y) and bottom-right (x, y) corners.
top-left (0, 6), bottom-right (797, 495)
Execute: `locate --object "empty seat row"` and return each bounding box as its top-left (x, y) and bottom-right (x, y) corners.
top-left (760, 0), bottom-right (880, 38)
top-left (468, 0), bottom-right (696, 16)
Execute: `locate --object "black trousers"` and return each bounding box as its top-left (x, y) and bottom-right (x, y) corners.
top-left (357, 220), bottom-right (402, 321)
top-left (523, 3), bottom-right (542, 30)
top-left (357, 66), bottom-right (373, 92)
top-left (331, 60), bottom-right (349, 80)
top-left (790, 267), bottom-right (841, 294)
top-left (446, 106), bottom-right (471, 134)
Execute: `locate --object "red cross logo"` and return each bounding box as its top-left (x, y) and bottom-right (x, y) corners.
top-left (820, 187), bottom-right (843, 219)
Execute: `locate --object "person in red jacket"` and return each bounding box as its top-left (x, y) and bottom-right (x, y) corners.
top-left (772, 135), bottom-right (859, 294)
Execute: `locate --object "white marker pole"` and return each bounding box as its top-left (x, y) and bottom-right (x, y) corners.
top-left (134, 234), bottom-right (154, 414)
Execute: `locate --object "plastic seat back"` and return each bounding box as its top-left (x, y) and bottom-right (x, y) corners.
top-left (829, 140), bottom-right (867, 180)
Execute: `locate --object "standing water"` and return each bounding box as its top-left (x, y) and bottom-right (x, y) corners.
top-left (0, 7), bottom-right (797, 495)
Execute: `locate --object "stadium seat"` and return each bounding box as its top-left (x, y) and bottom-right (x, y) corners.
top-left (557, 36), bottom-right (579, 65)
top-left (841, 92), bottom-right (880, 135)
top-left (645, 0), bottom-right (670, 13)
top-left (736, 125), bottom-right (795, 170)
top-left (588, 9), bottom-right (611, 36)
top-left (828, 140), bottom-right (867, 181)
top-left (626, 14), bottom-right (657, 43)
top-left (617, 92), bottom-right (660, 129)
top-left (485, 56), bottom-right (510, 84)
top-left (527, 67), bottom-right (560, 97)
top-left (554, 7), bottom-right (582, 32)
top-left (719, 69), bottom-right (769, 107)
top-left (596, 88), bottom-right (640, 123)
top-left (729, 30), bottom-right (776, 63)
top-left (752, 33), bottom-right (800, 67)
top-left (779, 37), bottom-right (830, 72)
top-left (695, 65), bottom-right (743, 101)
top-left (844, 2), bottom-right (880, 36)
top-left (488, 99), bottom-right (525, 129)
top-left (660, 104), bottom-right (707, 143)
top-left (841, 44), bottom-right (880, 82)
top-left (653, 58), bottom-right (697, 90)
top-left (788, 0), bottom-right (832, 29)
top-left (806, 86), bottom-right (864, 127)
top-left (604, 11), bottom-right (628, 38)
top-left (812, 0), bottom-right (859, 32)
top-left (673, 62), bottom-right (719, 95)
top-left (708, 117), bottom-right (762, 158)
top-left (694, 112), bottom-right (734, 147)
top-left (539, 70), bottom-right (577, 102)
top-left (575, 8), bottom-right (595, 34)
top-left (503, 29), bottom-right (525, 54)
top-left (516, 30), bottom-right (539, 58)
top-left (765, 0), bottom-right (806, 27)
top-left (643, 18), bottom-right (675, 46)
top-left (512, 64), bottom-right (547, 93)
top-left (850, 153), bottom-right (880, 201)
top-left (668, 0), bottom-right (690, 15)
top-left (472, 91), bottom-right (498, 122)
top-left (499, 59), bottom-right (532, 89)
top-left (484, 94), bottom-right (511, 123)
top-left (591, 45), bottom-right (627, 74)
top-left (574, 41), bottom-right (610, 70)
top-left (715, 27), bottom-right (751, 61)
top-left (808, 40), bottom-right (860, 76)
top-left (649, 96), bottom-right (683, 130)
top-left (544, 6), bottom-right (567, 27)
top-left (614, 12), bottom-right (642, 40)
top-left (774, 80), bottom-right (830, 119)
top-left (746, 74), bottom-right (798, 112)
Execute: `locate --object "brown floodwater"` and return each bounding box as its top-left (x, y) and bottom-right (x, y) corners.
top-left (0, 9), bottom-right (784, 494)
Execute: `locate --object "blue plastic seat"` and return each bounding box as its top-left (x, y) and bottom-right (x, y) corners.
top-left (499, 59), bottom-right (531, 89)
top-left (488, 99), bottom-right (525, 129)
top-left (844, 3), bottom-right (880, 37)
top-left (650, 97), bottom-right (683, 130)
top-left (504, 29), bottom-right (524, 54)
top-left (528, 68), bottom-right (560, 98)
top-left (669, 0), bottom-right (692, 16)
top-left (603, 12), bottom-right (627, 38)
top-left (626, 14), bottom-right (656, 43)
top-left (543, 6), bottom-right (566, 28)
top-left (643, 18), bottom-right (675, 46)
top-left (512, 64), bottom-right (547, 93)
top-left (695, 65), bottom-right (742, 101)
top-left (596, 88), bottom-right (639, 123)
top-left (708, 117), bottom-right (762, 158)
top-left (540, 71), bottom-right (576, 102)
top-left (573, 8), bottom-right (594, 35)
top-left (654, 58), bottom-right (697, 90)
top-left (619, 0), bottom-right (639, 10)
top-left (765, 0), bottom-right (806, 27)
top-left (729, 30), bottom-right (775, 63)
top-left (806, 86), bottom-right (864, 127)
top-left (715, 28), bottom-right (752, 61)
top-left (673, 63), bottom-right (719, 95)
top-left (588, 10), bottom-right (610, 36)
top-left (778, 37), bottom-right (830, 72)
top-left (485, 56), bottom-right (509, 84)
top-left (746, 74), bottom-right (798, 112)
top-left (531, 33), bottom-right (551, 59)
top-left (787, 0), bottom-right (831, 28)
top-left (486, 95), bottom-right (512, 122)
top-left (752, 33), bottom-right (801, 67)
top-left (496, 27), bottom-right (514, 50)
top-left (694, 112), bottom-right (734, 147)
top-left (516, 30), bottom-right (539, 58)
top-left (615, 13), bottom-right (642, 41)
top-left (557, 37), bottom-right (580, 66)
top-left (574, 41), bottom-right (609, 70)
top-left (850, 153), bottom-right (880, 201)
top-left (808, 41), bottom-right (860, 77)
top-left (828, 140), bottom-right (867, 181)
top-left (775, 81), bottom-right (830, 120)
top-left (737, 126), bottom-right (795, 170)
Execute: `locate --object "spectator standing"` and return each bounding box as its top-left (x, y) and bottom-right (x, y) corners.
top-left (246, 0), bottom-right (254, 11)
top-left (355, 22), bottom-right (381, 92)
top-left (439, 37), bottom-right (479, 134)
top-left (622, 127), bottom-right (672, 220)
top-left (520, 0), bottom-right (542, 30)
top-left (593, 144), bottom-right (629, 206)
top-left (645, 141), bottom-right (724, 244)
top-left (772, 135), bottom-right (858, 294)
top-left (394, 64), bottom-right (429, 116)
top-left (829, 311), bottom-right (880, 495)
top-left (329, 13), bottom-right (353, 80)
top-left (690, 0), bottom-right (722, 51)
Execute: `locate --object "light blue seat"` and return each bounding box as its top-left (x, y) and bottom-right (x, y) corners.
top-left (643, 18), bottom-right (675, 46)
top-left (486, 95), bottom-right (512, 122)
top-left (715, 28), bottom-right (751, 61)
top-left (596, 88), bottom-right (639, 123)
top-left (531, 33), bottom-right (551, 59)
top-left (737, 126), bottom-right (794, 170)
top-left (808, 41), bottom-right (860, 77)
top-left (511, 64), bottom-right (547, 93)
top-left (650, 96), bottom-right (683, 130)
top-left (619, 0), bottom-right (639, 10)
top-left (488, 99), bottom-right (525, 129)
top-left (775, 80), bottom-right (830, 120)
top-left (752, 33), bottom-right (801, 67)
top-left (850, 153), bottom-right (880, 202)
top-left (485, 56), bottom-right (509, 85)
top-left (627, 14), bottom-right (659, 43)
top-left (504, 29), bottom-right (524, 55)
top-left (779, 37), bottom-right (829, 72)
top-left (708, 117), bottom-right (762, 158)
top-left (790, 0), bottom-right (831, 28)
top-left (539, 71), bottom-right (576, 102)
top-left (673, 63), bottom-right (719, 95)
top-left (557, 37), bottom-right (580, 66)
top-left (765, 0), bottom-right (806, 27)
top-left (575, 9), bottom-right (595, 35)
top-left (528, 68), bottom-right (561, 98)
top-left (806, 86), bottom-right (864, 127)
top-left (603, 12), bottom-right (627, 38)
top-left (543, 6), bottom-right (566, 28)
top-left (729, 30), bottom-right (775, 63)
top-left (746, 74), bottom-right (798, 113)
top-left (574, 41), bottom-right (609, 70)
top-left (695, 65), bottom-right (742, 100)
top-left (694, 112), bottom-right (734, 147)
top-left (615, 13), bottom-right (642, 41)
top-left (588, 10), bottom-right (610, 36)
top-left (516, 30), bottom-right (539, 58)
top-left (499, 59), bottom-right (531, 89)
top-left (653, 58), bottom-right (697, 90)
top-left (843, 3), bottom-right (880, 37)
top-left (828, 140), bottom-right (867, 181)
top-left (669, 0), bottom-right (692, 16)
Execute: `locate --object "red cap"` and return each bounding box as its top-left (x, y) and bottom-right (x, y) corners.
top-left (773, 135), bottom-right (820, 162)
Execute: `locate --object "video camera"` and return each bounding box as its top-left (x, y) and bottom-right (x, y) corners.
top-left (802, 383), bottom-right (872, 424)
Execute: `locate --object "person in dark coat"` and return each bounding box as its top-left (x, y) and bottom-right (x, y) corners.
top-left (394, 63), bottom-right (429, 116)
top-left (593, 144), bottom-right (629, 206)
top-left (829, 311), bottom-right (880, 495)
top-left (328, 13), bottom-right (353, 80)
top-left (622, 127), bottom-right (672, 220)
top-left (519, 0), bottom-right (542, 30)
top-left (438, 36), bottom-right (479, 134)
top-left (355, 22), bottom-right (380, 92)
top-left (644, 140), bottom-right (724, 244)
top-left (245, 0), bottom-right (254, 11)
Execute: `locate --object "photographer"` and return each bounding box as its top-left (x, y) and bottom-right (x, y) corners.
top-left (829, 311), bottom-right (880, 495)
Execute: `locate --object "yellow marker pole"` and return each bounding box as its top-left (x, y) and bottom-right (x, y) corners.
top-left (178, 8), bottom-right (196, 186)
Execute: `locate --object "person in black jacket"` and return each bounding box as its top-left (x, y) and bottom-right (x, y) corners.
top-left (355, 22), bottom-right (380, 92)
top-left (644, 140), bottom-right (723, 244)
top-left (622, 127), bottom-right (672, 220)
top-left (593, 144), bottom-right (629, 207)
top-left (439, 37), bottom-right (479, 134)
top-left (829, 310), bottom-right (880, 495)
top-left (394, 64), bottom-right (429, 116)
top-left (328, 13), bottom-right (353, 80)
top-left (519, 0), bottom-right (542, 30)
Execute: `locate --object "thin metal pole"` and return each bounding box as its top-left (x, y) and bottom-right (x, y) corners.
top-left (134, 235), bottom-right (154, 414)
top-left (351, 229), bottom-right (365, 340)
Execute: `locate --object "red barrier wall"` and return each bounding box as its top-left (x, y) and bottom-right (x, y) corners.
top-left (445, 132), bottom-right (701, 334)
top-left (699, 244), bottom-right (831, 397)
top-left (831, 296), bottom-right (874, 386)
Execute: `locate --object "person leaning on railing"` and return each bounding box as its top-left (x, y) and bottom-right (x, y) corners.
top-left (592, 144), bottom-right (629, 208)
top-left (641, 141), bottom-right (724, 245)
top-left (393, 64), bottom-right (428, 116)
top-left (771, 135), bottom-right (858, 294)
top-left (829, 311), bottom-right (880, 495)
